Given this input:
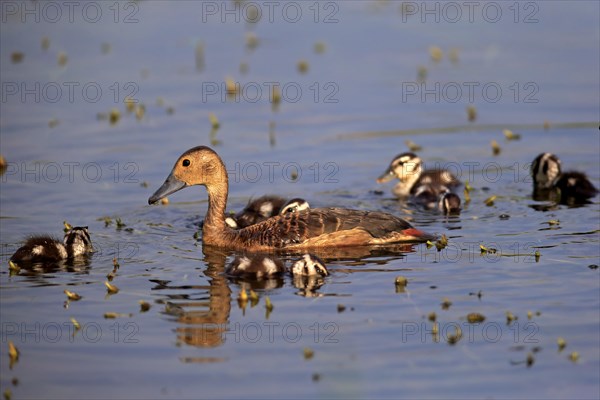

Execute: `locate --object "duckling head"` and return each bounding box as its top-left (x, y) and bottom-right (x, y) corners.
top-left (377, 152), bottom-right (422, 186)
top-left (280, 198), bottom-right (310, 215)
top-left (531, 153), bottom-right (561, 189)
top-left (291, 254), bottom-right (329, 277)
top-left (438, 191), bottom-right (461, 214)
top-left (64, 226), bottom-right (93, 256)
top-left (149, 146), bottom-right (226, 204)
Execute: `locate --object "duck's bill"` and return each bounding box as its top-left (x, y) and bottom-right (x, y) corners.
top-left (376, 168), bottom-right (395, 183)
top-left (148, 173), bottom-right (186, 204)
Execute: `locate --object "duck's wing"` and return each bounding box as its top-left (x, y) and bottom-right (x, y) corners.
top-left (236, 208), bottom-right (432, 248)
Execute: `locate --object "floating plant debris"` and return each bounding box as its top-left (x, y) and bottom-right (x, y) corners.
top-left (105, 281), bottom-right (119, 294)
top-left (441, 298), bottom-right (452, 310)
top-left (405, 139), bottom-right (422, 152)
top-left (479, 244), bottom-right (497, 255)
top-left (417, 65), bottom-right (428, 82)
top-left (429, 46), bottom-right (442, 63)
top-left (63, 221), bottom-right (73, 232)
top-left (109, 108), bottom-right (121, 125)
top-left (64, 289), bottom-right (82, 301)
top-left (446, 326), bottom-right (462, 345)
top-left (526, 352), bottom-right (535, 367)
top-left (135, 104), bottom-right (145, 121)
top-left (428, 312), bottom-right (437, 322)
top-left (297, 60), bottom-right (309, 74)
top-left (57, 52), bottom-right (68, 66)
top-left (195, 41), bottom-right (205, 71)
top-left (271, 85), bottom-right (281, 107)
top-left (209, 113), bottom-right (220, 129)
top-left (41, 36), bottom-right (50, 50)
top-left (103, 312), bottom-right (132, 319)
top-left (394, 276), bottom-right (408, 287)
top-left (265, 296), bottom-right (273, 313)
top-left (467, 105), bottom-right (477, 122)
top-left (70, 318), bottom-right (81, 330)
top-left (48, 118), bottom-right (59, 128)
top-left (557, 337), bottom-right (567, 351)
top-left (11, 52), bottom-right (24, 64)
top-left (314, 41), bottom-right (326, 54)
top-left (245, 32), bottom-right (259, 49)
top-left (534, 251), bottom-right (541, 262)
top-left (568, 351), bottom-right (579, 362)
top-left (8, 261), bottom-right (20, 273)
top-left (125, 96), bottom-right (136, 113)
top-left (484, 195), bottom-right (497, 206)
top-left (303, 347), bottom-right (315, 360)
top-left (101, 42), bottom-right (111, 54)
top-left (506, 311), bottom-right (517, 324)
top-left (337, 304), bottom-right (346, 313)
top-left (448, 47), bottom-right (460, 65)
top-left (503, 129), bottom-right (521, 140)
top-left (225, 77), bottom-right (237, 95)
top-left (546, 220), bottom-right (560, 226)
top-left (115, 218), bottom-right (126, 229)
top-left (8, 341), bottom-right (19, 363)
top-left (491, 140), bottom-right (501, 156)
top-left (466, 313), bottom-right (486, 323)
top-left (139, 300), bottom-right (151, 312)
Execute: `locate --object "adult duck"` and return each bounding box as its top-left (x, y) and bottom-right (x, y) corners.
top-left (148, 146), bottom-right (434, 250)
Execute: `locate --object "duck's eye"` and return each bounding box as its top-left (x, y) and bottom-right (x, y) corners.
top-left (182, 159), bottom-right (191, 167)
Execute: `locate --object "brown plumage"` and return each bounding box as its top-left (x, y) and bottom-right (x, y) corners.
top-left (148, 146), bottom-right (434, 251)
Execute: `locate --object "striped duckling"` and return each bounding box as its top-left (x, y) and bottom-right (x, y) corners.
top-left (10, 227), bottom-right (93, 264)
top-left (225, 253), bottom-right (328, 279)
top-left (225, 197), bottom-right (310, 229)
top-left (531, 153), bottom-right (598, 203)
top-left (377, 152), bottom-right (460, 198)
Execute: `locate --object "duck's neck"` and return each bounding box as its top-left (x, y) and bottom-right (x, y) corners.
top-left (203, 181), bottom-right (231, 244)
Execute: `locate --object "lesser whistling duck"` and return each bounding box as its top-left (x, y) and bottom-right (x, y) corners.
top-left (377, 152), bottom-right (460, 198)
top-left (10, 227), bottom-right (93, 264)
top-left (148, 146), bottom-right (434, 250)
top-left (531, 153), bottom-right (598, 202)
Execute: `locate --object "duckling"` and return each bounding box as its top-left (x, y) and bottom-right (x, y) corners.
top-left (228, 195), bottom-right (287, 229)
top-left (290, 254), bottom-right (328, 277)
top-left (148, 146), bottom-right (434, 250)
top-left (225, 196), bottom-right (309, 229)
top-left (226, 253), bottom-right (329, 279)
top-left (226, 255), bottom-right (285, 279)
top-left (437, 191), bottom-right (461, 214)
top-left (377, 152), bottom-right (460, 198)
top-left (280, 198), bottom-right (310, 215)
top-left (10, 227), bottom-right (93, 264)
top-left (531, 153), bottom-right (598, 202)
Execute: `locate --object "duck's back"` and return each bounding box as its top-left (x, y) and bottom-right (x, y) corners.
top-left (234, 207), bottom-right (429, 249)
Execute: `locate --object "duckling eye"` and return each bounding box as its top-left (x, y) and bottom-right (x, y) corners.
top-left (182, 159), bottom-right (191, 167)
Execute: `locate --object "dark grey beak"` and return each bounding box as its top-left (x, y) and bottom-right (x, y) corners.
top-left (376, 167), bottom-right (395, 183)
top-left (148, 173), bottom-right (186, 204)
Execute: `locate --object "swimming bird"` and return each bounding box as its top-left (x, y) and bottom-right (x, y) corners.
top-left (225, 253), bottom-right (328, 279)
top-left (531, 153), bottom-right (598, 202)
top-left (377, 152), bottom-right (460, 198)
top-left (148, 146), bottom-right (434, 250)
top-left (225, 196), bottom-right (310, 229)
top-left (10, 227), bottom-right (93, 264)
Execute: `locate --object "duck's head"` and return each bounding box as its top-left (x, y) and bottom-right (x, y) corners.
top-left (531, 153), bottom-right (561, 189)
top-left (438, 191), bottom-right (461, 214)
top-left (280, 198), bottom-right (310, 215)
top-left (64, 226), bottom-right (93, 255)
top-left (149, 146), bottom-right (226, 205)
top-left (291, 254), bottom-right (329, 277)
top-left (377, 152), bottom-right (422, 184)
